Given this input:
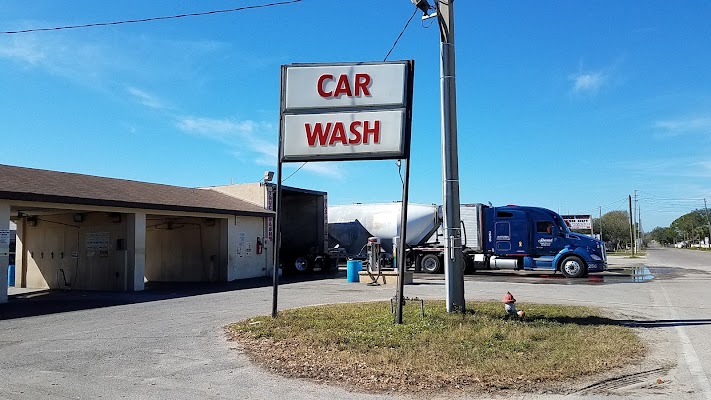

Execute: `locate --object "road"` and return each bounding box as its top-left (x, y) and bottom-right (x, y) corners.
top-left (0, 247), bottom-right (710, 399)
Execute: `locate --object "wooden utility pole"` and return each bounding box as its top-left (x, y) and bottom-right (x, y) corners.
top-left (599, 206), bottom-right (603, 240)
top-left (628, 195), bottom-right (635, 256)
top-left (705, 198), bottom-right (711, 247)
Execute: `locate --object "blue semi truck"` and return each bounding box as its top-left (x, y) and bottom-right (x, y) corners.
top-left (329, 202), bottom-right (607, 278)
top-left (410, 203), bottom-right (607, 278)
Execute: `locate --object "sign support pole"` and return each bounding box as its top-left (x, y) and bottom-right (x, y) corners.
top-left (271, 159), bottom-right (283, 318)
top-left (395, 158), bottom-right (411, 324)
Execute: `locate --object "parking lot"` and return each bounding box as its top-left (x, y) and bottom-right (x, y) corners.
top-left (1, 248), bottom-right (710, 399)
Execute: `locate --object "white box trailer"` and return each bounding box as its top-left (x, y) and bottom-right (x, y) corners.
top-left (208, 183), bottom-right (331, 274)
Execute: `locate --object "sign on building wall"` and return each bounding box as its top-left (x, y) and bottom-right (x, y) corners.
top-left (237, 232), bottom-right (247, 255)
top-left (0, 229), bottom-right (9, 255)
top-left (85, 232), bottom-right (110, 250)
top-left (266, 184), bottom-right (274, 241)
top-left (562, 215), bottom-right (593, 231)
top-left (280, 61), bottom-right (413, 162)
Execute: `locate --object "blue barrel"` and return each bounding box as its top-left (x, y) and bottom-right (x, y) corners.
top-left (346, 260), bottom-right (362, 283)
top-left (8, 264), bottom-right (15, 287)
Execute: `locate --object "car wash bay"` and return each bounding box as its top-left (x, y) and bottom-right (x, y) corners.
top-left (1, 164), bottom-right (273, 303)
top-left (12, 210), bottom-right (228, 291)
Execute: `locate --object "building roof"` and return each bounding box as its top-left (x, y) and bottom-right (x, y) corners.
top-left (0, 164), bottom-right (272, 217)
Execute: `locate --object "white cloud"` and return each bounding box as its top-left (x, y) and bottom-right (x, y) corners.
top-left (301, 162), bottom-right (344, 179)
top-left (654, 117), bottom-right (711, 136)
top-left (614, 158), bottom-right (711, 178)
top-left (570, 70), bottom-right (606, 94)
top-left (127, 87), bottom-right (168, 110)
top-left (176, 116), bottom-right (344, 179)
top-left (0, 30), bottom-right (229, 100)
top-left (0, 35), bottom-right (46, 64)
top-left (177, 117), bottom-right (264, 141)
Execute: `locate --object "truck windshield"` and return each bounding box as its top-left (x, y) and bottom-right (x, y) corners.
top-left (553, 214), bottom-right (570, 233)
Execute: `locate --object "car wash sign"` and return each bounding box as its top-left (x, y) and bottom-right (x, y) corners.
top-left (280, 61), bottom-right (414, 162)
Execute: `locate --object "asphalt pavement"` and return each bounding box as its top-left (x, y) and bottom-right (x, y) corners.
top-left (1, 247), bottom-right (710, 399)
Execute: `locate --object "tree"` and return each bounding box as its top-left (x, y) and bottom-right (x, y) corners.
top-left (647, 226), bottom-right (677, 245)
top-left (671, 209), bottom-right (709, 244)
top-left (593, 210), bottom-right (631, 251)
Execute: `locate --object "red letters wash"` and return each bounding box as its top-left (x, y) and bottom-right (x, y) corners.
top-left (305, 120), bottom-right (381, 146)
top-left (305, 122), bottom-right (331, 146)
top-left (317, 73), bottom-right (372, 98)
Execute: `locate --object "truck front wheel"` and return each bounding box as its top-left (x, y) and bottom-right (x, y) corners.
top-left (560, 255), bottom-right (586, 278)
top-left (293, 256), bottom-right (312, 273)
top-left (421, 254), bottom-right (442, 274)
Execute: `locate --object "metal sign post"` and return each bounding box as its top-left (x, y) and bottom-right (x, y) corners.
top-left (395, 159), bottom-right (411, 324)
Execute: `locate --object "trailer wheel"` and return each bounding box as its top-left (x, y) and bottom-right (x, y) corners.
top-left (421, 254), bottom-right (442, 274)
top-left (463, 257), bottom-right (475, 275)
top-left (294, 256), bottom-right (312, 273)
top-left (560, 255), bottom-right (586, 278)
top-left (316, 256), bottom-right (335, 274)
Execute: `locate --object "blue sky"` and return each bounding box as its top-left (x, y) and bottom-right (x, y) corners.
top-left (1, 0), bottom-right (710, 230)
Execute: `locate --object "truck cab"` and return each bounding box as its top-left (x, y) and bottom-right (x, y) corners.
top-left (484, 206), bottom-right (607, 278)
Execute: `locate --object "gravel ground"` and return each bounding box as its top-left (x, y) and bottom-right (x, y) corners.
top-left (0, 250), bottom-right (707, 399)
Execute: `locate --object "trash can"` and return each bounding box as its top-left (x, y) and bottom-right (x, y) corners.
top-left (346, 260), bottom-right (362, 283)
top-left (8, 264), bottom-right (15, 287)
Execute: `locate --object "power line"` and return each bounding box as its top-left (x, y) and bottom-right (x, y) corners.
top-left (282, 162), bottom-right (306, 183)
top-left (383, 8), bottom-right (418, 61)
top-left (1, 0), bottom-right (302, 35)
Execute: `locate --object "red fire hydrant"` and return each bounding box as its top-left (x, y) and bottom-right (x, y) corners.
top-left (502, 291), bottom-right (525, 320)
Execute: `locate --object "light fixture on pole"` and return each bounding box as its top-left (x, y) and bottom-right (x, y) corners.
top-left (411, 0), bottom-right (437, 19)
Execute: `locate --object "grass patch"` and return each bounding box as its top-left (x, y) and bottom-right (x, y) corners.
top-left (227, 301), bottom-right (644, 394)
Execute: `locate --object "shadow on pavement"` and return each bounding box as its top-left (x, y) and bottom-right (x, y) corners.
top-left (1, 269), bottom-right (346, 321)
top-left (526, 315), bottom-right (711, 328)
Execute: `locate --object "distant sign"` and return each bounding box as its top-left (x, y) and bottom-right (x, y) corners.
top-left (562, 215), bottom-right (593, 230)
top-left (280, 61), bottom-right (413, 162)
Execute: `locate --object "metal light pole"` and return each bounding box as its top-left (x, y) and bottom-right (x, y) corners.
top-left (437, 0), bottom-right (465, 312)
top-left (412, 0), bottom-right (464, 312)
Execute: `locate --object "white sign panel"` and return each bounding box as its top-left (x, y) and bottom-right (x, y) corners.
top-left (562, 215), bottom-right (593, 230)
top-left (280, 61), bottom-right (412, 162)
top-left (284, 63), bottom-right (407, 110)
top-left (283, 110), bottom-right (405, 161)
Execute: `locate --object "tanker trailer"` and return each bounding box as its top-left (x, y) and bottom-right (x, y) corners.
top-left (328, 202), bottom-right (441, 263)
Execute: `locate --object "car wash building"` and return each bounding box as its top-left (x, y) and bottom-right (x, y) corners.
top-left (0, 164), bottom-right (274, 303)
